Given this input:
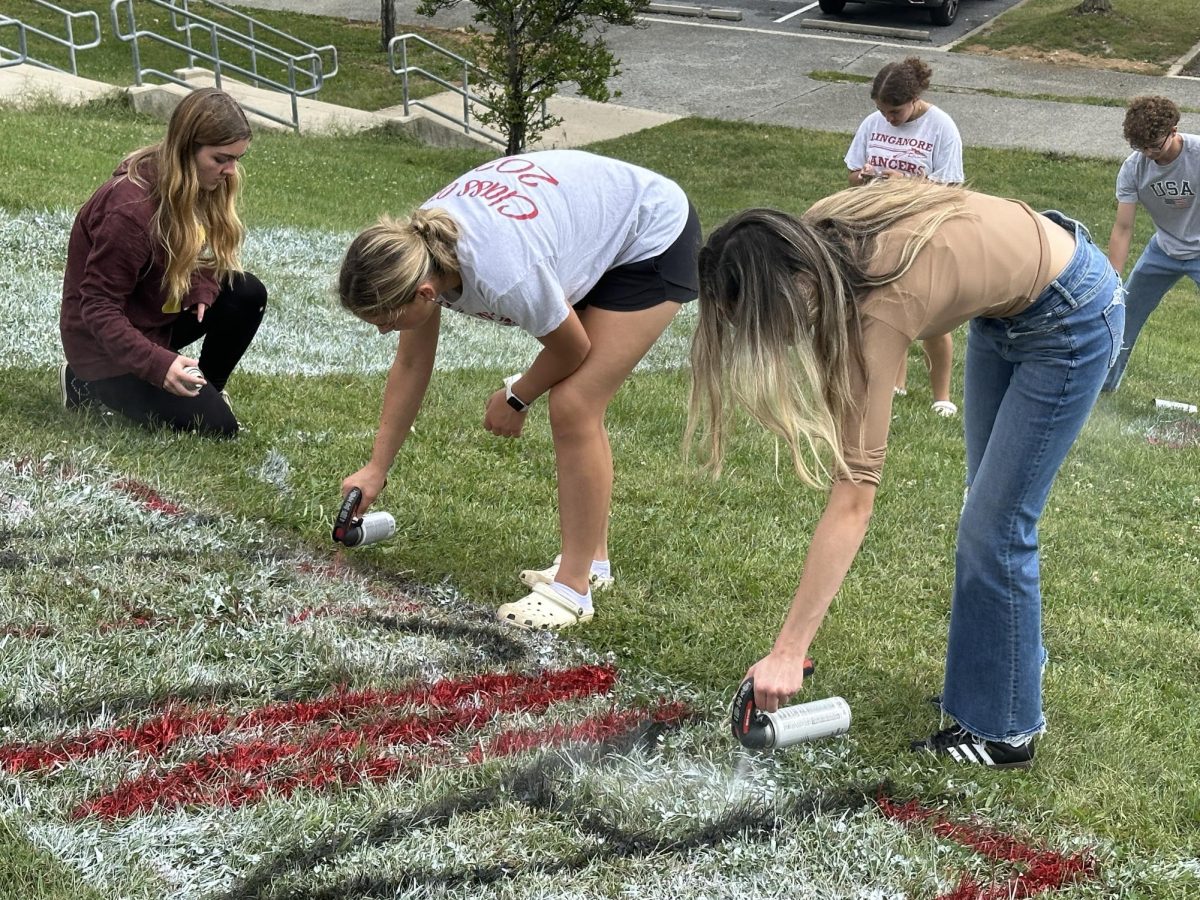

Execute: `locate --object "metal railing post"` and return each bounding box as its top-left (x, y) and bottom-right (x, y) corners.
top-left (0, 17), bottom-right (30, 69)
top-left (5, 1), bottom-right (101, 77)
top-left (461, 60), bottom-right (470, 134)
top-left (105, 0), bottom-right (338, 132)
top-left (400, 41), bottom-right (410, 116)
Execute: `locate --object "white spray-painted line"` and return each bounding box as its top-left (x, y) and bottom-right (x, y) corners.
top-left (774, 2), bottom-right (818, 24)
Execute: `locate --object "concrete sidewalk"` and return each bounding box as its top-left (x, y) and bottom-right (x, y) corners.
top-left (227, 0), bottom-right (1200, 159)
top-left (4, 0), bottom-right (1200, 157)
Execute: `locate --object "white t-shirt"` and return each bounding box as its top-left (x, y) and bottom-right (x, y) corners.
top-left (845, 106), bottom-right (964, 183)
top-left (420, 150), bottom-right (690, 337)
top-left (1116, 133), bottom-right (1200, 260)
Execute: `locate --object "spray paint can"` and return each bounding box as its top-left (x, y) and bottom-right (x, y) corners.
top-left (182, 365), bottom-right (205, 394)
top-left (332, 487), bottom-right (396, 548)
top-left (1155, 398), bottom-right (1198, 413)
top-left (730, 677), bottom-right (850, 750)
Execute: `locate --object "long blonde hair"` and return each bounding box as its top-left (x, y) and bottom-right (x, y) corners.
top-left (338, 209), bottom-right (461, 320)
top-left (687, 178), bottom-right (967, 486)
top-left (125, 87), bottom-right (251, 312)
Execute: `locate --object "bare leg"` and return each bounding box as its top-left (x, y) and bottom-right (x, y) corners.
top-left (548, 303), bottom-right (680, 595)
top-left (924, 332), bottom-right (954, 403)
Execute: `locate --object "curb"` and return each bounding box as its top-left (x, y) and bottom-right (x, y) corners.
top-left (799, 19), bottom-right (932, 42)
top-left (1166, 36), bottom-right (1200, 78)
top-left (645, 3), bottom-right (742, 21)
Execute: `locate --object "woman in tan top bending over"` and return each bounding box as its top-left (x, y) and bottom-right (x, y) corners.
top-left (689, 179), bottom-right (1123, 768)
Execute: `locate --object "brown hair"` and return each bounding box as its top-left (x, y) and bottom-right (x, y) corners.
top-left (871, 57), bottom-right (933, 107)
top-left (126, 87), bottom-right (252, 312)
top-left (1123, 96), bottom-right (1180, 150)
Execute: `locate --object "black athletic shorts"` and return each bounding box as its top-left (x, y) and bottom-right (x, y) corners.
top-left (573, 202), bottom-right (700, 313)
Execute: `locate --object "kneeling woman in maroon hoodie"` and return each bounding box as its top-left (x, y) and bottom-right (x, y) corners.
top-left (59, 87), bottom-right (267, 437)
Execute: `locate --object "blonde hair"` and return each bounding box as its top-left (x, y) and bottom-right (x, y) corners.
top-left (338, 209), bottom-right (461, 319)
top-left (126, 87), bottom-right (251, 312)
top-left (687, 179), bottom-right (967, 487)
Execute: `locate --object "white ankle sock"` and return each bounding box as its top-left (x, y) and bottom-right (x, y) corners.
top-left (590, 559), bottom-right (611, 580)
top-left (549, 580), bottom-right (592, 611)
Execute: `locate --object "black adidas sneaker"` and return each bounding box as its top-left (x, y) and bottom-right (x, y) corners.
top-left (911, 725), bottom-right (1035, 769)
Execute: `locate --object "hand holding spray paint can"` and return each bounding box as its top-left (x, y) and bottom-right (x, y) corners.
top-left (730, 674), bottom-right (850, 750)
top-left (332, 486), bottom-right (396, 548)
top-left (181, 365), bottom-right (206, 395)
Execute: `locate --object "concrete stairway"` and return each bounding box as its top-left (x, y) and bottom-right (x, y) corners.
top-left (0, 63), bottom-right (679, 150)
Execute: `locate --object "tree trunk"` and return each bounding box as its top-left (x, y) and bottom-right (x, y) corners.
top-left (380, 0), bottom-right (396, 52)
top-left (1075, 0), bottom-right (1112, 12)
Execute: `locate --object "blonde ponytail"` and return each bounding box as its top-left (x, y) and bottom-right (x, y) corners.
top-left (339, 209), bottom-right (461, 319)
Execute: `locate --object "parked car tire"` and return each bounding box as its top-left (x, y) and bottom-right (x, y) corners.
top-left (930, 0), bottom-right (959, 25)
top-left (819, 0), bottom-right (848, 13)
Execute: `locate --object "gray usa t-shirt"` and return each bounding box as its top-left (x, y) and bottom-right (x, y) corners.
top-left (1116, 133), bottom-right (1200, 260)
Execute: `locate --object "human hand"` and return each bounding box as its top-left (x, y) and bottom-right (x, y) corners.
top-left (341, 465), bottom-right (388, 515)
top-left (746, 648), bottom-right (809, 713)
top-left (193, 302), bottom-right (208, 323)
top-left (484, 388), bottom-right (526, 437)
top-left (163, 355), bottom-right (206, 397)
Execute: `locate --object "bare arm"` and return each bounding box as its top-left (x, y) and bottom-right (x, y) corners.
top-left (1107, 201), bottom-right (1138, 274)
top-left (342, 305), bottom-right (442, 512)
top-left (748, 479), bottom-right (877, 711)
top-left (484, 308), bottom-right (591, 437)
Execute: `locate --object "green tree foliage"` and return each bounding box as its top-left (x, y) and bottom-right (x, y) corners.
top-left (416, 0), bottom-right (647, 154)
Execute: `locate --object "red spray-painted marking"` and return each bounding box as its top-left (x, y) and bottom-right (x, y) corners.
top-left (877, 796), bottom-right (1098, 899)
top-left (112, 479), bottom-right (187, 517)
top-left (71, 665), bottom-right (621, 819)
top-left (468, 701), bottom-right (691, 763)
top-left (1, 665), bottom-right (616, 774)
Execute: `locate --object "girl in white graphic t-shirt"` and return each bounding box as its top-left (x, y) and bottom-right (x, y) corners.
top-left (336, 150), bottom-right (700, 633)
top-left (846, 57), bottom-right (964, 417)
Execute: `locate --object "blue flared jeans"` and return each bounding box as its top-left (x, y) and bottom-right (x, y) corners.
top-left (1102, 234), bottom-right (1200, 392)
top-left (942, 213), bottom-right (1124, 744)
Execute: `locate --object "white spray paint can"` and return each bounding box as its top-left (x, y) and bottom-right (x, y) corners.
top-left (332, 487), bottom-right (396, 548)
top-left (1155, 398), bottom-right (1198, 413)
top-left (182, 365), bottom-right (205, 393)
top-left (730, 678), bottom-right (851, 750)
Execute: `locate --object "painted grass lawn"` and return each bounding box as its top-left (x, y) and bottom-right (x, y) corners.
top-left (0, 101), bottom-right (1198, 899)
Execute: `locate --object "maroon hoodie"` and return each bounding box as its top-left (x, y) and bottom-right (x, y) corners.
top-left (59, 161), bottom-right (219, 386)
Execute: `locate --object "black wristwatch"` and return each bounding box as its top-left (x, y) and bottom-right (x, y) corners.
top-left (504, 374), bottom-right (530, 413)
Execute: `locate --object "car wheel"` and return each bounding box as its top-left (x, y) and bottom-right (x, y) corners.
top-left (818, 0), bottom-right (848, 13)
top-left (931, 0), bottom-right (959, 25)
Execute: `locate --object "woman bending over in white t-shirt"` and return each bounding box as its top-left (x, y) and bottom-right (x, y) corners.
top-left (337, 150), bottom-right (700, 632)
top-left (845, 56), bottom-right (964, 417)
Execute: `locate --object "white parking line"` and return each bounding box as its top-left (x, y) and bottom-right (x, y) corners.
top-left (775, 2), bottom-right (819, 23)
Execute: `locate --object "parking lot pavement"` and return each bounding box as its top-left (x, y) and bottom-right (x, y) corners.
top-left (223, 0), bottom-right (1200, 159)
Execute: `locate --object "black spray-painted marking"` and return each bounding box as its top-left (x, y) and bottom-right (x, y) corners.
top-left (225, 718), bottom-right (887, 900)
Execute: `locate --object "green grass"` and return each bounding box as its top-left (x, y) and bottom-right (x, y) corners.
top-left (2, 90), bottom-right (1200, 900)
top-left (957, 0), bottom-right (1200, 72)
top-left (4, 0), bottom-right (473, 109)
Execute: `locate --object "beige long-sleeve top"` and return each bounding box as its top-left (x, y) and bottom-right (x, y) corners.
top-left (841, 191), bottom-right (1064, 484)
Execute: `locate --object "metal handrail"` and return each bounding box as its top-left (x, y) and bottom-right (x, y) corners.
top-left (0, 1), bottom-right (101, 76)
top-left (172, 0), bottom-right (337, 90)
top-left (388, 32), bottom-right (547, 147)
top-left (110, 0), bottom-right (333, 131)
top-left (0, 17), bottom-right (29, 69)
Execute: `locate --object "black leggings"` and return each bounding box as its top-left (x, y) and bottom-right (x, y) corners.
top-left (80, 272), bottom-right (267, 438)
